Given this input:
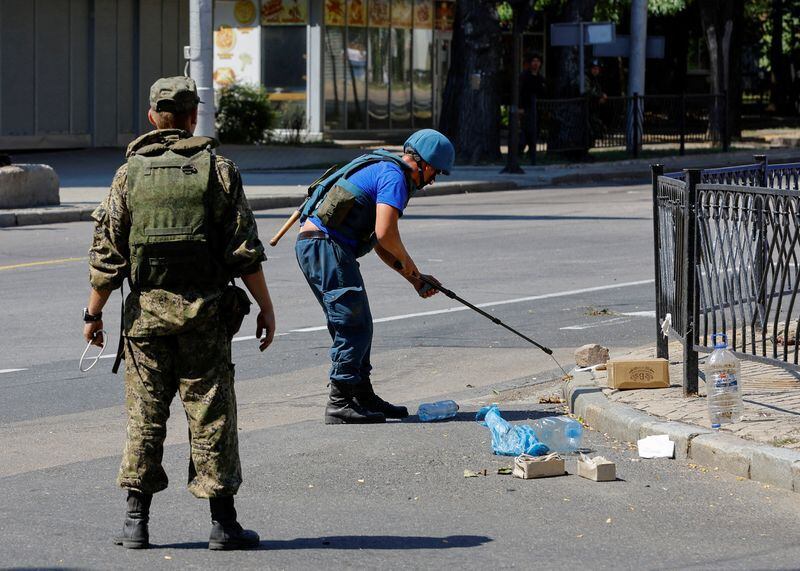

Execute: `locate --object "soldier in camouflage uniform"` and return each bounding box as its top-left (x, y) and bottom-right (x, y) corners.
top-left (82, 76), bottom-right (276, 550)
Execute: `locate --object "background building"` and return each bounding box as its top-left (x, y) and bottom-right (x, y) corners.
top-left (0, 0), bottom-right (455, 149)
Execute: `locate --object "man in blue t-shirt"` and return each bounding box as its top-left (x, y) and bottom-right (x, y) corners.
top-left (295, 129), bottom-right (456, 424)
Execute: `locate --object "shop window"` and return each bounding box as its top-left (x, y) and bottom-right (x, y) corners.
top-left (412, 0), bottom-right (434, 127)
top-left (368, 0), bottom-right (391, 130)
top-left (324, 26), bottom-right (346, 129)
top-left (346, 0), bottom-right (367, 129)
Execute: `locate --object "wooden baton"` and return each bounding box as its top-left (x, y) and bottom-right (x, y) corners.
top-left (269, 210), bottom-right (301, 247)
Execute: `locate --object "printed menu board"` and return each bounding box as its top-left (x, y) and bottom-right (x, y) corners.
top-left (213, 0), bottom-right (261, 87)
top-left (414, 0), bottom-right (433, 29)
top-left (435, 0), bottom-right (454, 31)
top-left (325, 0), bottom-right (345, 25)
top-left (347, 0), bottom-right (366, 26)
top-left (262, 0), bottom-right (308, 24)
top-left (392, 0), bottom-right (413, 28)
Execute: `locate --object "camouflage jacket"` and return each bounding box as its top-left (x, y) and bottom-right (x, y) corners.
top-left (89, 129), bottom-right (266, 337)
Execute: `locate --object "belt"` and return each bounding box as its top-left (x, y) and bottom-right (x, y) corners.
top-left (298, 230), bottom-right (329, 240)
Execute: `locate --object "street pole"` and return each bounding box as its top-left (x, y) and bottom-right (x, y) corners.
top-left (626, 0), bottom-right (647, 154)
top-left (578, 22), bottom-right (585, 94)
top-left (502, 1), bottom-right (525, 174)
top-left (189, 0), bottom-right (216, 138)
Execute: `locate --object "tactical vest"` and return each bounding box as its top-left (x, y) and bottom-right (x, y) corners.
top-left (300, 150), bottom-right (413, 257)
top-left (126, 136), bottom-right (226, 290)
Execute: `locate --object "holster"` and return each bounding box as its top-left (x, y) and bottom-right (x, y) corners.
top-left (220, 283), bottom-right (252, 337)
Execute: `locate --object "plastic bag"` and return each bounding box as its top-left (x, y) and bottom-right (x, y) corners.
top-left (475, 405), bottom-right (550, 457)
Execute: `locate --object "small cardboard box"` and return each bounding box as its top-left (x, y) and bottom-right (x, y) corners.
top-left (512, 453), bottom-right (565, 479)
top-left (607, 358), bottom-right (669, 390)
top-left (577, 456), bottom-right (616, 482)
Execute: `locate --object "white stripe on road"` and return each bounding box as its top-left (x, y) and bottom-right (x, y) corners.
top-left (620, 310), bottom-right (656, 318)
top-left (0, 368), bottom-right (27, 374)
top-left (292, 278), bottom-right (655, 332)
top-left (560, 317), bottom-right (632, 330)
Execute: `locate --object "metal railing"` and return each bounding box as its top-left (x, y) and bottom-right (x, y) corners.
top-left (523, 93), bottom-right (728, 162)
top-left (653, 155), bottom-right (800, 394)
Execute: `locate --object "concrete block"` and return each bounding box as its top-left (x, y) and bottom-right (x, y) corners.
top-left (793, 462), bottom-right (800, 492)
top-left (15, 208), bottom-right (82, 227)
top-left (593, 404), bottom-right (652, 443)
top-left (640, 421), bottom-right (712, 460)
top-left (0, 164), bottom-right (60, 208)
top-left (750, 446), bottom-right (800, 492)
top-left (0, 212), bottom-right (16, 227)
top-left (689, 433), bottom-right (757, 478)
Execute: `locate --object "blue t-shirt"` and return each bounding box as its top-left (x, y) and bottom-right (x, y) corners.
top-left (309, 161), bottom-right (409, 250)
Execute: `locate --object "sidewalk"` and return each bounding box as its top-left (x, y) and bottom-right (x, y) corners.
top-left (3, 144), bottom-right (799, 227)
top-left (561, 342), bottom-right (800, 493)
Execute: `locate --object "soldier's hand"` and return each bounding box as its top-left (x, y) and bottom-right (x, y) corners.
top-left (256, 309), bottom-right (276, 352)
top-left (83, 321), bottom-right (104, 347)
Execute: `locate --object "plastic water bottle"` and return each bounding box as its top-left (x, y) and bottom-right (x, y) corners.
top-left (706, 333), bottom-right (743, 428)
top-left (417, 400), bottom-right (459, 422)
top-left (530, 416), bottom-right (584, 453)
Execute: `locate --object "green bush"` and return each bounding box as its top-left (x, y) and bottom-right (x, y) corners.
top-left (215, 84), bottom-right (275, 144)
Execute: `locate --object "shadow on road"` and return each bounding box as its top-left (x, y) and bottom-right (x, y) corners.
top-left (155, 535), bottom-right (492, 551)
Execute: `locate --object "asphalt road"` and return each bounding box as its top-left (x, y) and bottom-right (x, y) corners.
top-left (3, 184), bottom-right (798, 569)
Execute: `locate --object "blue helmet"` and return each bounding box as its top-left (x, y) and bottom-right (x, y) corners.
top-left (403, 129), bottom-right (455, 175)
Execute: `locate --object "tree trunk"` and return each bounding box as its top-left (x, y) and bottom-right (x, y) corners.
top-left (699, 0), bottom-right (741, 142)
top-left (438, 0), bottom-right (503, 164)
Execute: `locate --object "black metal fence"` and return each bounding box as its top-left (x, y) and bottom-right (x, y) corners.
top-left (653, 155), bottom-right (800, 394)
top-left (523, 93), bottom-right (728, 162)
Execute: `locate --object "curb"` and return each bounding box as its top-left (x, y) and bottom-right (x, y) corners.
top-left (0, 180), bottom-right (522, 228)
top-left (563, 371), bottom-right (800, 492)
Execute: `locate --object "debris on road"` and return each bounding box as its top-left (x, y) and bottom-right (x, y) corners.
top-left (575, 343), bottom-right (610, 367)
top-left (637, 434), bottom-right (675, 459)
top-left (577, 454), bottom-right (617, 481)
top-left (538, 394), bottom-right (564, 404)
top-left (464, 469), bottom-right (488, 478)
top-left (607, 358), bottom-right (670, 389)
top-left (512, 453), bottom-right (566, 479)
top-left (476, 405), bottom-right (549, 457)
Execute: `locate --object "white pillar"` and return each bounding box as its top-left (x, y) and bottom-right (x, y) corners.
top-left (306, 0), bottom-right (324, 138)
top-left (189, 0), bottom-right (216, 137)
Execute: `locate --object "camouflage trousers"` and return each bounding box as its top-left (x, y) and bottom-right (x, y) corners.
top-left (117, 317), bottom-right (242, 498)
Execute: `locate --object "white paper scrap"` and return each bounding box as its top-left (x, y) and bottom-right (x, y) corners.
top-left (637, 434), bottom-right (675, 459)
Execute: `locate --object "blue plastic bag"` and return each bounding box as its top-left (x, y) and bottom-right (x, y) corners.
top-left (475, 405), bottom-right (550, 457)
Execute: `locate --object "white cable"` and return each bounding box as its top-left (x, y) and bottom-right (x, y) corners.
top-left (79, 330), bottom-right (109, 372)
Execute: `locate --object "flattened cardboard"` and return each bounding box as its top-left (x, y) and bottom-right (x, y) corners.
top-left (577, 457), bottom-right (616, 481)
top-left (512, 453), bottom-right (566, 479)
top-left (607, 358), bottom-right (669, 390)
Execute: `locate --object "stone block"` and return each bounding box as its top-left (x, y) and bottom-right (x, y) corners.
top-left (575, 344), bottom-right (610, 367)
top-left (0, 212), bottom-right (16, 227)
top-left (0, 164), bottom-right (60, 208)
top-left (750, 446), bottom-right (800, 492)
top-left (689, 433), bottom-right (757, 478)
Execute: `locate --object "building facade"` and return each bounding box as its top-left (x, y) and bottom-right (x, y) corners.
top-left (0, 0), bottom-right (454, 149)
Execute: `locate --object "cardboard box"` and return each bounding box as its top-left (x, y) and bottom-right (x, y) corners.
top-left (577, 456), bottom-right (616, 481)
top-left (606, 358), bottom-right (670, 390)
top-left (512, 453), bottom-right (565, 479)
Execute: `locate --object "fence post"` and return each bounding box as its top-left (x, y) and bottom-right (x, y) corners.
top-left (632, 93), bottom-right (640, 158)
top-left (679, 93), bottom-right (686, 156)
top-left (754, 154), bottom-right (768, 330)
top-left (531, 95), bottom-right (538, 166)
top-left (682, 168), bottom-right (701, 395)
top-left (652, 164), bottom-right (668, 360)
top-left (721, 91), bottom-right (730, 152)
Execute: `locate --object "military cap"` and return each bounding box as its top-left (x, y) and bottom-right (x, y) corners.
top-left (149, 76), bottom-right (201, 113)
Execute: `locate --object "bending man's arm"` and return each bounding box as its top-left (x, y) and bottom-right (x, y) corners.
top-left (374, 203), bottom-right (439, 299)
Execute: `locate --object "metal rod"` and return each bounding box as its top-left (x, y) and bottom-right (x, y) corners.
top-left (417, 275), bottom-right (570, 377)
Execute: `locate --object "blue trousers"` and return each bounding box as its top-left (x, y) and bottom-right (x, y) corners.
top-left (295, 235), bottom-right (373, 384)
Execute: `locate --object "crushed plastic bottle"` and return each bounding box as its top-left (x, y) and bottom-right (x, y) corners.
top-left (475, 405), bottom-right (550, 456)
top-left (417, 400), bottom-right (459, 422)
top-left (529, 416), bottom-right (584, 453)
top-left (706, 333), bottom-right (743, 428)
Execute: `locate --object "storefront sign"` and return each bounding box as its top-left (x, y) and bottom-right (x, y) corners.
top-left (325, 0), bottom-right (345, 25)
top-left (392, 0), bottom-right (412, 28)
top-left (369, 0), bottom-right (390, 27)
top-left (262, 0), bottom-right (308, 25)
top-left (435, 0), bottom-right (454, 31)
top-left (214, 0), bottom-right (261, 88)
top-left (414, 0), bottom-right (433, 29)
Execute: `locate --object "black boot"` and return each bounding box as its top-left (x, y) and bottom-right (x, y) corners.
top-left (354, 379), bottom-right (409, 419)
top-left (208, 496), bottom-right (260, 550)
top-left (113, 490), bottom-right (152, 549)
top-left (325, 381), bottom-right (386, 424)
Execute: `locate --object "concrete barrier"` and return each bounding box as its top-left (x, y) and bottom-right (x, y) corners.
top-left (0, 164), bottom-right (60, 209)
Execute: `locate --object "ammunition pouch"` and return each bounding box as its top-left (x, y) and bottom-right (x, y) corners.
top-left (315, 185), bottom-right (356, 228)
top-left (219, 284), bottom-right (252, 337)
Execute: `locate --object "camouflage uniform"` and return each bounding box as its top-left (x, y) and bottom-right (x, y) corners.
top-left (89, 129), bottom-right (265, 498)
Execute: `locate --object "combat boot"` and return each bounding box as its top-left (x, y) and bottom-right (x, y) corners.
top-left (325, 380), bottom-right (386, 424)
top-left (208, 496), bottom-right (260, 551)
top-left (113, 490), bottom-right (152, 549)
top-left (354, 379), bottom-right (409, 419)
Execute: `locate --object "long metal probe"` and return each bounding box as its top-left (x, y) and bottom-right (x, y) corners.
top-left (417, 276), bottom-right (570, 377)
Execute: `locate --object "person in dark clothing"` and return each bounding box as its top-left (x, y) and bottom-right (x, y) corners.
top-left (519, 53), bottom-right (547, 163)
